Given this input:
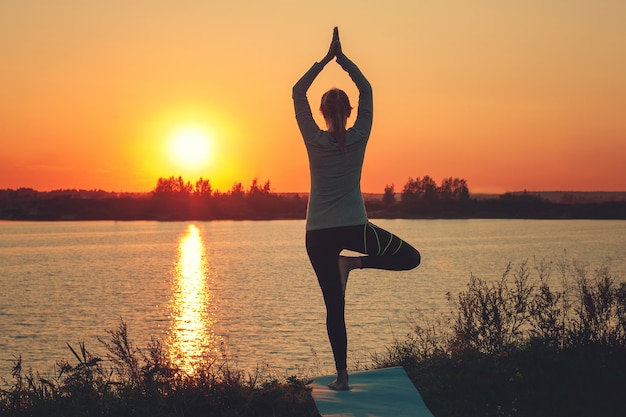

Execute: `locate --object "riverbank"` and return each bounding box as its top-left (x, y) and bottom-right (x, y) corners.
top-left (2, 259), bottom-right (624, 416)
top-left (3, 342), bottom-right (624, 417)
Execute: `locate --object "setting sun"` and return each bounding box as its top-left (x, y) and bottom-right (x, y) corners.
top-left (169, 126), bottom-right (213, 168)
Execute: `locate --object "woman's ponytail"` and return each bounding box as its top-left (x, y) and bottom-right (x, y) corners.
top-left (320, 89), bottom-right (352, 153)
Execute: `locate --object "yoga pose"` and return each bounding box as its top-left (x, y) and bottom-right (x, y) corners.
top-left (292, 28), bottom-right (421, 390)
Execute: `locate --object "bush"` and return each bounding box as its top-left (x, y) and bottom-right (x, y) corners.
top-left (0, 321), bottom-right (318, 417)
top-left (372, 257), bottom-right (626, 417)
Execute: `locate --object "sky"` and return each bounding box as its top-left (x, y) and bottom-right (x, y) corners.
top-left (1, 0), bottom-right (625, 194)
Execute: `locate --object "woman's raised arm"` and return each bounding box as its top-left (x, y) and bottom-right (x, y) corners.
top-left (292, 28), bottom-right (340, 141)
top-left (320, 27), bottom-right (340, 66)
top-left (336, 51), bottom-right (373, 140)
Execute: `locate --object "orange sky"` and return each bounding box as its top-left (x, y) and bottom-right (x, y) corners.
top-left (1, 1), bottom-right (625, 194)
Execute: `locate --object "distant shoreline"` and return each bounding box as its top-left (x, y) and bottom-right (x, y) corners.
top-left (1, 188), bottom-right (625, 221)
top-left (290, 191), bottom-right (626, 204)
top-left (450, 191), bottom-right (626, 204)
top-left (366, 191), bottom-right (626, 204)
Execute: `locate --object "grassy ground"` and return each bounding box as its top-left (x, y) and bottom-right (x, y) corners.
top-left (388, 344), bottom-right (626, 417)
top-left (2, 258), bottom-right (625, 416)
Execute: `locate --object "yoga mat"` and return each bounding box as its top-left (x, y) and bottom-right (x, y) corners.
top-left (310, 367), bottom-right (435, 417)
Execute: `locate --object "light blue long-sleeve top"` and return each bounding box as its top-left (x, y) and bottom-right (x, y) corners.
top-left (292, 54), bottom-right (373, 231)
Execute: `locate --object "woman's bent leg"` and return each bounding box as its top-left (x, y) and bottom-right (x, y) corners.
top-left (347, 223), bottom-right (421, 271)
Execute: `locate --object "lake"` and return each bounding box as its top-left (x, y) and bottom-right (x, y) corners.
top-left (1, 219), bottom-right (625, 378)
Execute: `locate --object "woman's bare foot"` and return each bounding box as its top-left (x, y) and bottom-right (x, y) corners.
top-left (328, 369), bottom-right (349, 390)
top-left (338, 256), bottom-right (361, 295)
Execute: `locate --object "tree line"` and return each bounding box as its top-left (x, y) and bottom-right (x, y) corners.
top-left (381, 175), bottom-right (470, 205)
top-left (1, 176), bottom-right (625, 220)
top-left (147, 176), bottom-right (305, 220)
top-left (152, 176), bottom-right (271, 199)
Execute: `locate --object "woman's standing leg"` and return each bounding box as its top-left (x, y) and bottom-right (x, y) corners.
top-left (306, 228), bottom-right (349, 389)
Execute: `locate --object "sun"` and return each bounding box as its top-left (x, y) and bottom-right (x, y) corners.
top-left (169, 126), bottom-right (212, 167)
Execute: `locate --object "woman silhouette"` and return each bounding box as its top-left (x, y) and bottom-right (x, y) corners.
top-left (292, 27), bottom-right (421, 390)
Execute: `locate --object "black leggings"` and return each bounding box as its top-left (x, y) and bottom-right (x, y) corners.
top-left (306, 222), bottom-right (420, 371)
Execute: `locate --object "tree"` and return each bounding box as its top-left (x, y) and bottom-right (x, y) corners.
top-left (230, 182), bottom-right (245, 198)
top-left (383, 184), bottom-right (396, 205)
top-left (421, 175), bottom-right (438, 201)
top-left (176, 177), bottom-right (193, 195)
top-left (153, 177), bottom-right (175, 195)
top-left (439, 177), bottom-right (470, 200)
top-left (452, 178), bottom-right (470, 200)
top-left (401, 177), bottom-right (422, 202)
top-left (439, 177), bottom-right (455, 200)
top-left (153, 176), bottom-right (191, 196)
top-left (195, 178), bottom-right (212, 197)
top-left (400, 175), bottom-right (471, 202)
top-left (248, 178), bottom-right (271, 197)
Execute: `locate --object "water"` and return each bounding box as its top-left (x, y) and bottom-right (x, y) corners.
top-left (1, 219), bottom-right (625, 378)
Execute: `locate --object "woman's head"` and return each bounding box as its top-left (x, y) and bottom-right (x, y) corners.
top-left (320, 88), bottom-right (352, 152)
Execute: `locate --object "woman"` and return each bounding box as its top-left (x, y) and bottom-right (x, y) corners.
top-left (292, 28), bottom-right (421, 390)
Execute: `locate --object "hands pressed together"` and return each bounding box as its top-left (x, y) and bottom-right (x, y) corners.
top-left (320, 27), bottom-right (343, 66)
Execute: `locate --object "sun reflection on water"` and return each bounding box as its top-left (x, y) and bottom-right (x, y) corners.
top-left (169, 224), bottom-right (218, 374)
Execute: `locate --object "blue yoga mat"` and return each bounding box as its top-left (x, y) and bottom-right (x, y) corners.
top-left (310, 367), bottom-right (435, 417)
